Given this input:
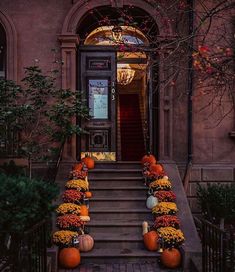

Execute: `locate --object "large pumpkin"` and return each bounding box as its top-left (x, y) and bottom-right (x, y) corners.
top-left (82, 156), bottom-right (95, 169)
top-left (80, 205), bottom-right (89, 216)
top-left (59, 247), bottom-right (81, 269)
top-left (141, 154), bottom-right (157, 165)
top-left (160, 248), bottom-right (181, 268)
top-left (78, 234), bottom-right (94, 252)
top-left (73, 163), bottom-right (83, 171)
top-left (150, 164), bottom-right (164, 176)
top-left (143, 230), bottom-right (159, 251)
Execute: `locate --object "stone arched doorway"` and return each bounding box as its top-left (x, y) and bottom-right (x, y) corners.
top-left (59, 0), bottom-right (175, 162)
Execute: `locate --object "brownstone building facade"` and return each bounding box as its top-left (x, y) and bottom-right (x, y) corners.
top-left (0, 0), bottom-right (234, 214)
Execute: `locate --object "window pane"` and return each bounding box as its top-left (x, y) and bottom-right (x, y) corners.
top-left (89, 79), bottom-right (108, 119)
top-left (0, 24), bottom-right (6, 79)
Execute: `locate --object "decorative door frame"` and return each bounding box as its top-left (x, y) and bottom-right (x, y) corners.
top-left (59, 0), bottom-right (176, 162)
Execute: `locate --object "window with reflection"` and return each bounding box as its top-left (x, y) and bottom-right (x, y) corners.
top-left (89, 79), bottom-right (109, 119)
top-left (0, 24), bottom-right (6, 79)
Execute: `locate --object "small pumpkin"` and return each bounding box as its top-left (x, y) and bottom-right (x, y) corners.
top-left (141, 154), bottom-right (157, 165)
top-left (59, 247), bottom-right (81, 269)
top-left (85, 191), bottom-right (92, 198)
top-left (146, 195), bottom-right (158, 209)
top-left (82, 156), bottom-right (95, 169)
top-left (150, 164), bottom-right (164, 176)
top-left (78, 234), bottom-right (94, 252)
top-left (143, 230), bottom-right (159, 251)
top-left (160, 248), bottom-right (181, 268)
top-left (80, 205), bottom-right (89, 216)
top-left (73, 163), bottom-right (84, 171)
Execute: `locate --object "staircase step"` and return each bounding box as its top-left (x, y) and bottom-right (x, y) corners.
top-left (80, 248), bottom-right (160, 264)
top-left (90, 232), bottom-right (145, 249)
top-left (89, 209), bottom-right (152, 220)
top-left (91, 187), bottom-right (147, 198)
top-left (89, 179), bottom-right (144, 187)
top-left (88, 169), bottom-right (142, 178)
top-left (89, 197), bottom-right (147, 209)
top-left (89, 176), bottom-right (144, 181)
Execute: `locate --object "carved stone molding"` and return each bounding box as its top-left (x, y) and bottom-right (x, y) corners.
top-left (61, 0), bottom-right (174, 36)
top-left (58, 35), bottom-right (79, 160)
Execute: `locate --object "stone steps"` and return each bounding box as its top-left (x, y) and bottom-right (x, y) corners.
top-left (89, 208), bottom-right (152, 221)
top-left (87, 219), bottom-right (144, 234)
top-left (89, 197), bottom-right (147, 209)
top-left (82, 162), bottom-right (156, 263)
top-left (54, 162), bottom-right (202, 271)
top-left (80, 248), bottom-right (160, 264)
top-left (90, 186), bottom-right (148, 198)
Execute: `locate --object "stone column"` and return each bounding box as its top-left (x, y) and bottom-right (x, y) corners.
top-left (58, 34), bottom-right (79, 161)
top-left (158, 49), bottom-right (174, 162)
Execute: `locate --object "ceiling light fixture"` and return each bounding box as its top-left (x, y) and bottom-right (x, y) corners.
top-left (117, 64), bottom-right (135, 85)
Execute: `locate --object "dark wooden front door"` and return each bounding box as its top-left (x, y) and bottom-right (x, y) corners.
top-left (80, 51), bottom-right (116, 160)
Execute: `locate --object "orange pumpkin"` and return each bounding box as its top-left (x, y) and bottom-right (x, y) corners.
top-left (78, 234), bottom-right (94, 252)
top-left (143, 230), bottom-right (159, 251)
top-left (82, 156), bottom-right (95, 169)
top-left (85, 191), bottom-right (92, 198)
top-left (73, 163), bottom-right (83, 171)
top-left (141, 154), bottom-right (157, 165)
top-left (59, 247), bottom-right (81, 269)
top-left (160, 248), bottom-right (181, 268)
top-left (80, 205), bottom-right (89, 216)
top-left (150, 164), bottom-right (164, 175)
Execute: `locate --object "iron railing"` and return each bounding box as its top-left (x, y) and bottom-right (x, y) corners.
top-left (0, 220), bottom-right (47, 272)
top-left (194, 216), bottom-right (235, 272)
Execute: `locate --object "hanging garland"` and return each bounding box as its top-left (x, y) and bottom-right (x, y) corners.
top-left (141, 154), bottom-right (185, 269)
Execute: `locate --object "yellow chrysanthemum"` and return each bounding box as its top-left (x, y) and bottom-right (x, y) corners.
top-left (52, 230), bottom-right (78, 246)
top-left (158, 227), bottom-right (185, 246)
top-left (65, 179), bottom-right (89, 191)
top-left (149, 178), bottom-right (172, 191)
top-left (152, 202), bottom-right (178, 215)
top-left (56, 203), bottom-right (81, 215)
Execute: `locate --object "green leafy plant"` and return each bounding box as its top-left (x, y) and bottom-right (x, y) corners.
top-left (0, 160), bottom-right (26, 177)
top-left (0, 66), bottom-right (89, 178)
top-left (197, 183), bottom-right (235, 228)
top-left (0, 173), bottom-right (59, 232)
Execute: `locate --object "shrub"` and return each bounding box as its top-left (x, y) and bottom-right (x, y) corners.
top-left (197, 183), bottom-right (235, 224)
top-left (0, 173), bottom-right (59, 232)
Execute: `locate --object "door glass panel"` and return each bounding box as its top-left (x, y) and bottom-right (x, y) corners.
top-left (89, 79), bottom-right (109, 119)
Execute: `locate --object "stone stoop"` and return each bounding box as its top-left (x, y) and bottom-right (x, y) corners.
top-left (54, 161), bottom-right (201, 271)
top-left (83, 163), bottom-right (158, 264)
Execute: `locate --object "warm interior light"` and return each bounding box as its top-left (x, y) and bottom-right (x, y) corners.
top-left (117, 64), bottom-right (135, 85)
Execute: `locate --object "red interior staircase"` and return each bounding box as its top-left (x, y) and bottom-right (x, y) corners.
top-left (119, 94), bottom-right (145, 161)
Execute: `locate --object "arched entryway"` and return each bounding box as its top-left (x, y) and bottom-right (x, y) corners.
top-left (79, 22), bottom-right (151, 161)
top-left (59, 0), bottom-right (175, 162)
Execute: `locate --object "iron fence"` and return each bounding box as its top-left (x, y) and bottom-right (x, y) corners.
top-left (194, 216), bottom-right (235, 272)
top-left (0, 220), bottom-right (47, 272)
